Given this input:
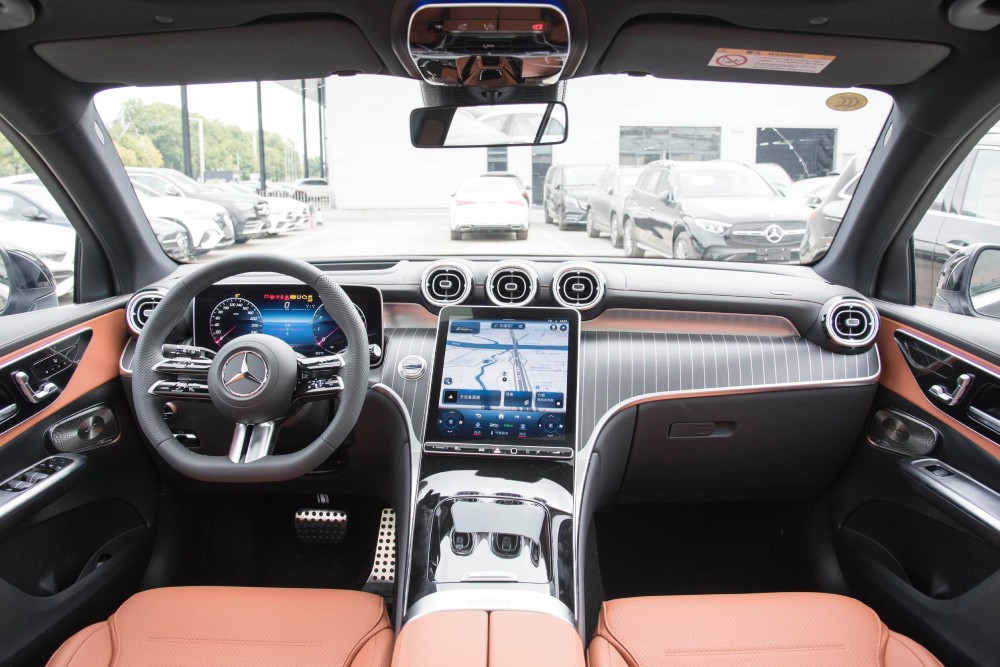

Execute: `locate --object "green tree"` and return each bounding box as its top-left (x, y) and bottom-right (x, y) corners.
top-left (108, 99), bottom-right (184, 170)
top-left (114, 134), bottom-right (164, 167)
top-left (106, 97), bottom-right (303, 182)
top-left (0, 135), bottom-right (32, 177)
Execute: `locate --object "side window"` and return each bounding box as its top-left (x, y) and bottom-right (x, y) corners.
top-left (929, 170), bottom-right (959, 213)
top-left (0, 135), bottom-right (78, 312)
top-left (131, 174), bottom-right (170, 195)
top-left (654, 171), bottom-right (674, 198)
top-left (960, 149), bottom-right (1000, 220)
top-left (637, 170), bottom-right (657, 193)
top-left (911, 132), bottom-right (1000, 312)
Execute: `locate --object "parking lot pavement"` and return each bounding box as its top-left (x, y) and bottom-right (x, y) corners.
top-left (200, 208), bottom-right (620, 261)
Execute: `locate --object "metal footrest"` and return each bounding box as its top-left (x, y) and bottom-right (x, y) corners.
top-left (294, 508), bottom-right (347, 544)
top-left (364, 508), bottom-right (396, 596)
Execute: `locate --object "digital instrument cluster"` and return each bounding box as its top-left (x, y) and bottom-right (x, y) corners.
top-left (193, 284), bottom-right (383, 362)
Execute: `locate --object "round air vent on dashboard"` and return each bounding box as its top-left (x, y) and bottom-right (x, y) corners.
top-left (552, 263), bottom-right (605, 310)
top-left (820, 297), bottom-right (879, 349)
top-left (126, 290), bottom-right (164, 335)
top-left (486, 262), bottom-right (539, 307)
top-left (421, 260), bottom-right (473, 307)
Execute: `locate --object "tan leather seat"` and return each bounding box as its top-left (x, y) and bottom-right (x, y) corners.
top-left (47, 586), bottom-right (393, 667)
top-left (588, 593), bottom-right (941, 667)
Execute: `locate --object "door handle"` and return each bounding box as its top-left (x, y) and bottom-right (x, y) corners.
top-left (929, 372), bottom-right (974, 406)
top-left (0, 403), bottom-right (16, 423)
top-left (11, 371), bottom-right (60, 404)
top-left (945, 240), bottom-right (969, 254)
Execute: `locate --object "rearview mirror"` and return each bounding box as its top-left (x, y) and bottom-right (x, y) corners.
top-left (165, 186), bottom-right (182, 197)
top-left (411, 102), bottom-right (567, 148)
top-left (933, 244), bottom-right (1000, 318)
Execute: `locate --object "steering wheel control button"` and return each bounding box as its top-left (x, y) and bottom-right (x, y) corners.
top-left (152, 358), bottom-right (212, 375)
top-left (299, 376), bottom-right (345, 397)
top-left (221, 351), bottom-right (269, 398)
top-left (149, 380), bottom-right (210, 400)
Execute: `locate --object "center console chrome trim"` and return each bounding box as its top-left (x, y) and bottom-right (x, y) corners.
top-left (404, 589), bottom-right (576, 627)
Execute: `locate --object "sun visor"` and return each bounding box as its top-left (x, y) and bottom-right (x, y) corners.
top-left (601, 21), bottom-right (950, 87)
top-left (34, 18), bottom-right (383, 86)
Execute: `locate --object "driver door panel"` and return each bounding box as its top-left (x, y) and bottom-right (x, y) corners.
top-left (0, 302), bottom-right (157, 666)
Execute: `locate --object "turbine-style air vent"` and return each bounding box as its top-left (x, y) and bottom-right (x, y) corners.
top-left (421, 261), bottom-right (473, 307)
top-left (126, 290), bottom-right (164, 335)
top-left (553, 263), bottom-right (605, 310)
top-left (486, 262), bottom-right (538, 307)
top-left (821, 297), bottom-right (879, 349)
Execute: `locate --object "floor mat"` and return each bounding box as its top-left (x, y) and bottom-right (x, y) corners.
top-left (183, 494), bottom-right (383, 591)
top-left (595, 502), bottom-right (812, 600)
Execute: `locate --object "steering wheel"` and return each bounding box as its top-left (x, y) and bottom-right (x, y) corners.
top-left (131, 254), bottom-right (369, 483)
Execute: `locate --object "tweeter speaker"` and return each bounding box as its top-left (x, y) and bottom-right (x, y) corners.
top-left (867, 409), bottom-right (938, 456)
top-left (47, 404), bottom-right (120, 453)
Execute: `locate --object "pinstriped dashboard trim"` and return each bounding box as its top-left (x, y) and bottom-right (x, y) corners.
top-left (378, 326), bottom-right (880, 445)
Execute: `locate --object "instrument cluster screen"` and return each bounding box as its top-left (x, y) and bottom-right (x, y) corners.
top-left (193, 284), bottom-right (383, 361)
top-left (427, 307), bottom-right (579, 445)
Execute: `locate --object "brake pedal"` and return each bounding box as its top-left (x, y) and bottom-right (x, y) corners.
top-left (363, 508), bottom-right (396, 597)
top-left (294, 508), bottom-right (347, 544)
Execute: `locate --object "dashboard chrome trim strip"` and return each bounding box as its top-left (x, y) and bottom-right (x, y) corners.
top-left (584, 308), bottom-right (799, 337)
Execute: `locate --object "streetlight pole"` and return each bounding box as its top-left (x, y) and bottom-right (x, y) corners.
top-left (256, 81), bottom-right (267, 195)
top-left (192, 117), bottom-right (205, 182)
top-left (301, 79), bottom-right (310, 178)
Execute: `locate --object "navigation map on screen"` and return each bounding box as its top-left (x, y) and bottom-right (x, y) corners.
top-left (433, 317), bottom-right (570, 441)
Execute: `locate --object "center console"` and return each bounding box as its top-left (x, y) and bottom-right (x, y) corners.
top-left (404, 306), bottom-right (580, 623)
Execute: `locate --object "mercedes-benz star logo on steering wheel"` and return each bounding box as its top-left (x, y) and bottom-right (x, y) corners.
top-left (221, 351), bottom-right (269, 398)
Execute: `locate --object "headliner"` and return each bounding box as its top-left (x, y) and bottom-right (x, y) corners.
top-left (0, 0), bottom-right (997, 138)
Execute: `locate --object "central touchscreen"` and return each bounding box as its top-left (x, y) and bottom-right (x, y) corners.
top-left (427, 306), bottom-right (578, 446)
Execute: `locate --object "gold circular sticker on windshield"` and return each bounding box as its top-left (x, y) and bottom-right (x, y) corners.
top-left (826, 92), bottom-right (869, 112)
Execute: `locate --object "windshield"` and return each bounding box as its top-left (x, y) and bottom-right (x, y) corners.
top-left (675, 166), bottom-right (776, 199)
top-left (564, 166), bottom-right (605, 187)
top-left (91, 75), bottom-right (892, 265)
top-left (617, 171), bottom-right (640, 193)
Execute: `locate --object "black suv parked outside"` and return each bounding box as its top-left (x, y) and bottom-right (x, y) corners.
top-left (542, 164), bottom-right (605, 230)
top-left (621, 160), bottom-right (811, 262)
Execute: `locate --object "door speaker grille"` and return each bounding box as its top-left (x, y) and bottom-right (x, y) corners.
top-left (868, 409), bottom-right (938, 456)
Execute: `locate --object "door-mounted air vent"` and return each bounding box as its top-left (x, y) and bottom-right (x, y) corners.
top-left (126, 290), bottom-right (164, 335)
top-left (486, 262), bottom-right (539, 307)
top-left (552, 263), bottom-right (605, 310)
top-left (821, 297), bottom-right (879, 349)
top-left (421, 261), bottom-right (473, 307)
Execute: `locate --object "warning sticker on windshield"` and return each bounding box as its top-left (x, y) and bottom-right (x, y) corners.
top-left (708, 48), bottom-right (835, 74)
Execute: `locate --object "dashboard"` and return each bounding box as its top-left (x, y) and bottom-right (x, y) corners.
top-left (191, 283), bottom-right (384, 361)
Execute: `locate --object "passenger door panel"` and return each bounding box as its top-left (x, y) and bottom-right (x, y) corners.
top-left (0, 303), bottom-right (157, 666)
top-left (830, 307), bottom-right (1000, 667)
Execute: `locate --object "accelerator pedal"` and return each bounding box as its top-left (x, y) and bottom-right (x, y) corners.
top-left (363, 508), bottom-right (396, 598)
